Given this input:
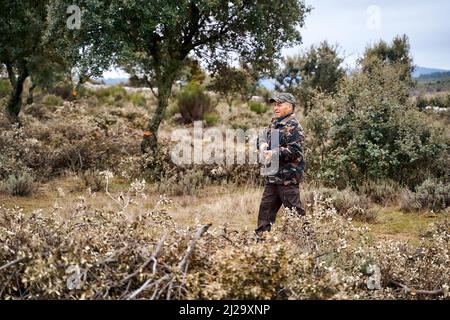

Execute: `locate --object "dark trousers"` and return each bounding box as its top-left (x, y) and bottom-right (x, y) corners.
top-left (256, 183), bottom-right (305, 232)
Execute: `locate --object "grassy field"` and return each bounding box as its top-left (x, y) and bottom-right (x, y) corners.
top-left (1, 175), bottom-right (447, 246)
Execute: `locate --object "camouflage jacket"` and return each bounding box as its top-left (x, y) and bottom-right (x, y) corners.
top-left (260, 112), bottom-right (305, 185)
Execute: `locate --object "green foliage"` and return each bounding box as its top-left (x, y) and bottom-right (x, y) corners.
top-left (415, 93), bottom-right (450, 110)
top-left (42, 94), bottom-right (63, 107)
top-left (360, 34), bottom-right (415, 91)
top-left (128, 92), bottom-right (146, 107)
top-left (2, 172), bottom-right (35, 196)
top-left (0, 1), bottom-right (77, 118)
top-left (95, 85), bottom-right (127, 99)
top-left (105, 0), bottom-right (310, 148)
top-left (176, 82), bottom-right (213, 123)
top-left (249, 101), bottom-right (269, 115)
top-left (180, 58), bottom-right (207, 84)
top-left (282, 41), bottom-right (345, 113)
top-left (165, 101), bottom-right (180, 119)
top-left (203, 112), bottom-right (219, 126)
top-left (0, 79), bottom-right (11, 98)
top-left (305, 55), bottom-right (448, 188)
top-left (209, 65), bottom-right (253, 110)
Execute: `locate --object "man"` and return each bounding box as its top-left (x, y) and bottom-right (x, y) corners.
top-left (256, 92), bottom-right (306, 234)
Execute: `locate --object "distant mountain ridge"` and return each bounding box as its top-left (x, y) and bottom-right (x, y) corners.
top-left (413, 66), bottom-right (450, 78)
top-left (97, 66), bottom-right (450, 89)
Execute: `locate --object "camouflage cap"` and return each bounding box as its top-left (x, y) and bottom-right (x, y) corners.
top-left (269, 93), bottom-right (296, 106)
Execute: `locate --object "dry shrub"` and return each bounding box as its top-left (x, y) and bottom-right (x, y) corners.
top-left (301, 185), bottom-right (376, 222)
top-left (189, 239), bottom-right (302, 299)
top-left (400, 179), bottom-right (450, 212)
top-left (360, 179), bottom-right (400, 206)
top-left (373, 220), bottom-right (450, 295)
top-left (0, 187), bottom-right (448, 300)
top-left (0, 105), bottom-right (141, 181)
top-left (158, 169), bottom-right (208, 196)
top-left (1, 172), bottom-right (36, 196)
top-left (79, 169), bottom-right (106, 192)
top-left (135, 141), bottom-right (263, 195)
top-left (42, 94), bottom-right (63, 107)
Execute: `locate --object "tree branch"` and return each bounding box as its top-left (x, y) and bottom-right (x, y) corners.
top-left (178, 223), bottom-right (212, 273)
top-left (390, 280), bottom-right (446, 297)
top-left (144, 76), bottom-right (159, 99)
top-left (0, 257), bottom-right (27, 272)
top-left (122, 234), bottom-right (167, 283)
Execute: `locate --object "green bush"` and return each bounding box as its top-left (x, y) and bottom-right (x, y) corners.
top-left (2, 172), bottom-right (36, 196)
top-left (309, 65), bottom-right (448, 189)
top-left (42, 94), bottom-right (63, 107)
top-left (249, 101), bottom-right (269, 114)
top-left (128, 92), bottom-right (146, 107)
top-left (94, 85), bottom-right (128, 104)
top-left (203, 112), bottom-right (219, 126)
top-left (0, 79), bottom-right (11, 98)
top-left (165, 101), bottom-right (179, 119)
top-left (416, 93), bottom-right (450, 110)
top-left (176, 81), bottom-right (213, 123)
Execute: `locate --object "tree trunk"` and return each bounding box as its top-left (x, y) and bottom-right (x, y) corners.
top-left (26, 77), bottom-right (36, 105)
top-left (5, 64), bottom-right (28, 122)
top-left (141, 81), bottom-right (172, 153)
top-left (6, 62), bottom-right (16, 87)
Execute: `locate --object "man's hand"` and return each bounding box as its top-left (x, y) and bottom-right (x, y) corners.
top-left (263, 150), bottom-right (273, 159)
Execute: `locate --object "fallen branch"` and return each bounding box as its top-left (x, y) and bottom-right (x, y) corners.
top-left (178, 223), bottom-right (212, 273)
top-left (0, 257), bottom-right (27, 272)
top-left (125, 224), bottom-right (211, 300)
top-left (122, 234), bottom-right (167, 283)
top-left (390, 280), bottom-right (445, 297)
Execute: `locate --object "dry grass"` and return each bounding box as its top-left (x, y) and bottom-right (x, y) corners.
top-left (169, 185), bottom-right (259, 228)
top-left (1, 176), bottom-right (448, 246)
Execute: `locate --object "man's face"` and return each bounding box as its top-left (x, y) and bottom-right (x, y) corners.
top-left (273, 101), bottom-right (293, 118)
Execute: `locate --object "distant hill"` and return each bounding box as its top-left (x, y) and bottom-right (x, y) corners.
top-left (416, 71), bottom-right (450, 82)
top-left (101, 78), bottom-right (129, 85)
top-left (95, 66), bottom-right (450, 89)
top-left (413, 66), bottom-right (450, 78)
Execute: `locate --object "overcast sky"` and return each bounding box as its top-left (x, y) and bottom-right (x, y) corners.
top-left (104, 0), bottom-right (450, 78)
top-left (283, 0), bottom-right (450, 70)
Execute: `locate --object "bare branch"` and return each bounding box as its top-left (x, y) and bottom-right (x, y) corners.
top-left (178, 223), bottom-right (212, 273)
top-left (390, 280), bottom-right (445, 297)
top-left (0, 257), bottom-right (27, 272)
top-left (122, 234), bottom-right (167, 283)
